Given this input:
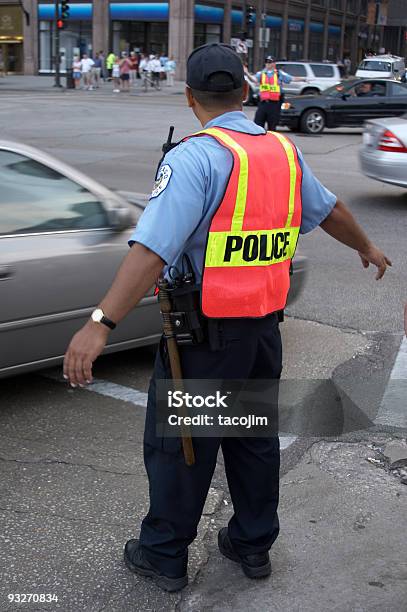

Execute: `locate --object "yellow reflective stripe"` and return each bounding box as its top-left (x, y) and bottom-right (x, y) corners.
top-left (195, 127), bottom-right (248, 232)
top-left (205, 227), bottom-right (300, 268)
top-left (270, 132), bottom-right (297, 228)
top-left (260, 72), bottom-right (280, 92)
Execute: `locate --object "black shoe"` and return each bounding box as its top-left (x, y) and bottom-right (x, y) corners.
top-left (124, 539), bottom-right (188, 592)
top-left (217, 527), bottom-right (271, 579)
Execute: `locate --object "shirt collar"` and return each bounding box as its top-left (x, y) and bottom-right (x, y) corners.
top-left (203, 111), bottom-right (252, 130)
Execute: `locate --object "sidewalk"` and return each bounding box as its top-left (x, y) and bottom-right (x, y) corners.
top-left (0, 74), bottom-right (186, 95)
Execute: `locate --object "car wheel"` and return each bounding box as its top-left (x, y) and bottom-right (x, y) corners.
top-left (300, 109), bottom-right (325, 134)
top-left (301, 88), bottom-right (320, 96)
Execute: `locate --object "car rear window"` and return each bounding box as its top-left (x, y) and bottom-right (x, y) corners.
top-left (358, 60), bottom-right (391, 72)
top-left (310, 64), bottom-right (334, 78)
top-left (277, 63), bottom-right (307, 77)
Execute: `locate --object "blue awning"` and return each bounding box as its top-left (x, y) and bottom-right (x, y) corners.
top-left (39, 3), bottom-right (92, 20)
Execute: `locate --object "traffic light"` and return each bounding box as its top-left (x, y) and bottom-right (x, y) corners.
top-left (59, 0), bottom-right (70, 28)
top-left (245, 5), bottom-right (255, 31)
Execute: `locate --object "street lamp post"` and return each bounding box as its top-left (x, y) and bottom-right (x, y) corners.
top-left (54, 0), bottom-right (62, 87)
top-left (372, 0), bottom-right (381, 54)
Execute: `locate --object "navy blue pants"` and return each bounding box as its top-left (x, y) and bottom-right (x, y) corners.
top-left (254, 100), bottom-right (282, 131)
top-left (139, 314), bottom-right (282, 577)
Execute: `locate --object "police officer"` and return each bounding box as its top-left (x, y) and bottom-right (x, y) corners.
top-left (64, 43), bottom-right (391, 592)
top-left (249, 56), bottom-right (303, 131)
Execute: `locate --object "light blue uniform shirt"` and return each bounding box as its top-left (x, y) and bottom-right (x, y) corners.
top-left (129, 111), bottom-right (336, 281)
top-left (255, 69), bottom-right (293, 87)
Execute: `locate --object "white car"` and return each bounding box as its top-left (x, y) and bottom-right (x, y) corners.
top-left (276, 61), bottom-right (344, 96)
top-left (360, 115), bottom-right (407, 188)
top-left (356, 55), bottom-right (405, 81)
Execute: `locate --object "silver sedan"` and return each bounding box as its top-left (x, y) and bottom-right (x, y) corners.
top-left (0, 141), bottom-right (307, 379)
top-left (360, 115), bottom-right (407, 188)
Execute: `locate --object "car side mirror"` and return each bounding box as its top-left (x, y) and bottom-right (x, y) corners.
top-left (107, 205), bottom-right (133, 230)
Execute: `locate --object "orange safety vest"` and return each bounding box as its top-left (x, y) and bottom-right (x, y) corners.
top-left (188, 127), bottom-right (302, 318)
top-left (259, 71), bottom-right (281, 101)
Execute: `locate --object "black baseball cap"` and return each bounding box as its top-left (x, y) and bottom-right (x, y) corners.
top-left (187, 43), bottom-right (244, 92)
top-left (265, 55), bottom-right (276, 62)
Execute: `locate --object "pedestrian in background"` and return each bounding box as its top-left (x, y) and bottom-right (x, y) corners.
top-left (99, 51), bottom-right (108, 81)
top-left (343, 56), bottom-right (351, 78)
top-left (120, 52), bottom-right (131, 92)
top-left (72, 55), bottom-right (82, 89)
top-left (139, 53), bottom-right (149, 89)
top-left (92, 52), bottom-right (102, 88)
top-left (165, 55), bottom-right (176, 87)
top-left (112, 57), bottom-right (121, 93)
top-left (149, 54), bottom-right (161, 89)
top-left (106, 51), bottom-right (116, 80)
top-left (80, 53), bottom-right (94, 90)
top-left (129, 52), bottom-right (138, 86)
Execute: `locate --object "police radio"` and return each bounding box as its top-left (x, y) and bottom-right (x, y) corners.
top-left (155, 126), bottom-right (180, 177)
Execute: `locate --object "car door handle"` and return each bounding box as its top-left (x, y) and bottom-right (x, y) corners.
top-left (0, 265), bottom-right (15, 280)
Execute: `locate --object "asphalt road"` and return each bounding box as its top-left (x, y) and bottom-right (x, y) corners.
top-left (0, 85), bottom-right (406, 611)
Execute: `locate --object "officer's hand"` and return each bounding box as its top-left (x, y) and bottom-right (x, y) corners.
top-left (358, 245), bottom-right (392, 280)
top-left (63, 321), bottom-right (109, 387)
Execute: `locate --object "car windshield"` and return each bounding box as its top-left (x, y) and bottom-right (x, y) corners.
top-left (358, 60), bottom-right (391, 72)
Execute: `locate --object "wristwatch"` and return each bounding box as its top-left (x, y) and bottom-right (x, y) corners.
top-left (91, 308), bottom-right (116, 330)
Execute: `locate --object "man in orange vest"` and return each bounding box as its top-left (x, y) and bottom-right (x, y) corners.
top-left (63, 44), bottom-right (391, 592)
top-left (250, 55), bottom-right (304, 131)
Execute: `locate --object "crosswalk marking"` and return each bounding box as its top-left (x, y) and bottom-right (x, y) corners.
top-left (375, 335), bottom-right (407, 428)
top-left (43, 370), bottom-right (297, 448)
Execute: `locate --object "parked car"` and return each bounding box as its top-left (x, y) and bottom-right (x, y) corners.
top-left (355, 55), bottom-right (405, 81)
top-left (279, 78), bottom-right (407, 134)
top-left (0, 141), bottom-right (307, 379)
top-left (276, 61), bottom-right (344, 96)
top-left (360, 114), bottom-right (407, 188)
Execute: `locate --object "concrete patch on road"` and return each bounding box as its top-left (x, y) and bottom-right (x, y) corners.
top-left (179, 436), bottom-right (407, 612)
top-left (281, 317), bottom-right (369, 380)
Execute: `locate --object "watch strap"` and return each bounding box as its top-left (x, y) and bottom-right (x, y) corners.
top-left (100, 315), bottom-right (116, 330)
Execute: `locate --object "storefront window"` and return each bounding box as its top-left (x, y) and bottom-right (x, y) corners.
top-left (327, 36), bottom-right (340, 61)
top-left (39, 20), bottom-right (92, 73)
top-left (287, 28), bottom-right (304, 61)
top-left (310, 32), bottom-right (323, 60)
top-left (112, 21), bottom-right (168, 55)
top-left (194, 24), bottom-right (221, 48)
top-left (267, 29), bottom-right (281, 58)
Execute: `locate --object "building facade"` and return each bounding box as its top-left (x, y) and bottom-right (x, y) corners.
top-left (0, 0), bottom-right (405, 77)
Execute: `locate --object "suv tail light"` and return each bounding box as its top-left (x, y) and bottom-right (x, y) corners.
top-left (377, 129), bottom-right (407, 153)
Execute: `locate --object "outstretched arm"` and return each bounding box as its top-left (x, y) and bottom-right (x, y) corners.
top-left (63, 243), bottom-right (164, 387)
top-left (320, 199), bottom-right (392, 280)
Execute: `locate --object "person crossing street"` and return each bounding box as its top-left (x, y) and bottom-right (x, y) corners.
top-left (63, 43), bottom-right (391, 593)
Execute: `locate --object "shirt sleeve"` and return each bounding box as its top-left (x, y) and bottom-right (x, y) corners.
top-left (255, 71), bottom-right (262, 81)
top-left (297, 149), bottom-right (337, 234)
top-left (279, 70), bottom-right (293, 84)
top-left (128, 141), bottom-right (206, 264)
